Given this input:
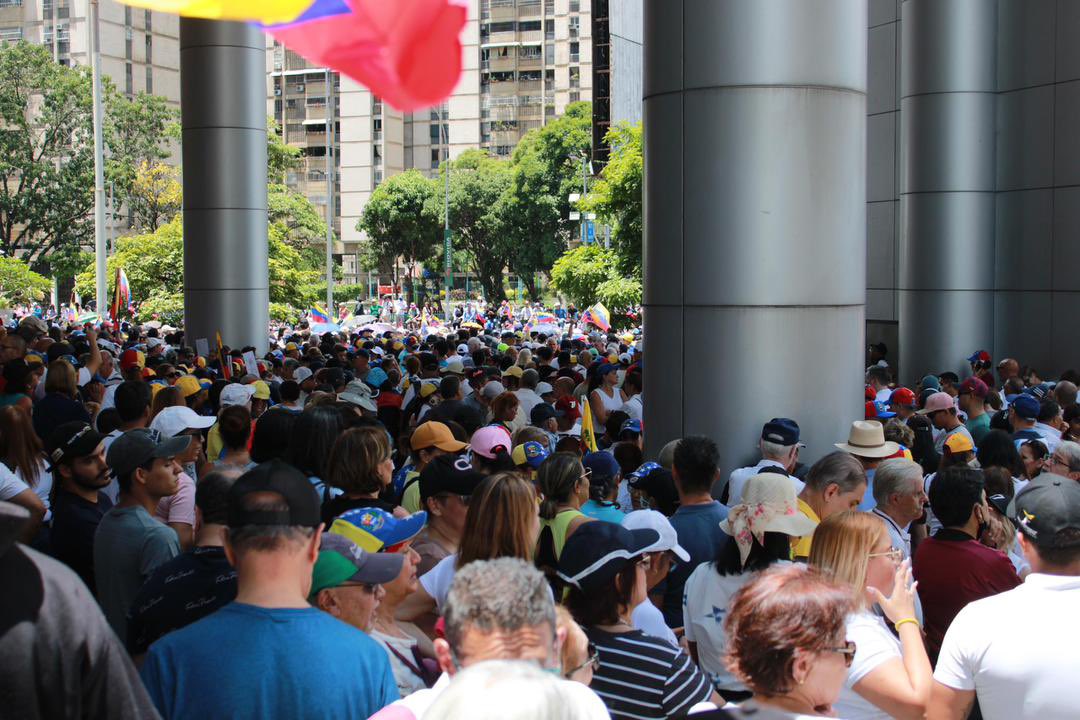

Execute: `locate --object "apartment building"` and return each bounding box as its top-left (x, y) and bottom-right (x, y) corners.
top-left (266, 0), bottom-right (593, 284)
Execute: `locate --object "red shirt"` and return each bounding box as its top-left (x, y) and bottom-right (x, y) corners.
top-left (912, 529), bottom-right (1021, 662)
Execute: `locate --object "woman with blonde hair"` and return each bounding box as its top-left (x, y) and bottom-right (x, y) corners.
top-left (809, 511), bottom-right (932, 720)
top-left (398, 472), bottom-right (540, 618)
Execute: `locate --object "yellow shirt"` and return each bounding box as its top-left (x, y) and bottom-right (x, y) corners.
top-left (792, 498), bottom-right (820, 559)
top-left (401, 470), bottom-right (422, 514)
top-left (206, 422), bottom-right (222, 461)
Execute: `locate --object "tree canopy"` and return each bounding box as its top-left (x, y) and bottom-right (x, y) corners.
top-left (584, 122), bottom-right (642, 275)
top-left (0, 256), bottom-right (51, 305)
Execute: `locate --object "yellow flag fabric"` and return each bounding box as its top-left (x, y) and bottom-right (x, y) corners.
top-left (117, 0), bottom-right (313, 24)
top-left (580, 398), bottom-right (598, 453)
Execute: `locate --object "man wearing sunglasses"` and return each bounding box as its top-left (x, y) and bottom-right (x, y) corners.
top-left (369, 558), bottom-right (608, 720)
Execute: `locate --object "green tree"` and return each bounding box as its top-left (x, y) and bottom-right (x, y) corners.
top-left (436, 150), bottom-right (512, 301)
top-left (499, 101), bottom-right (592, 298)
top-left (0, 42), bottom-right (95, 266)
top-left (104, 90), bottom-right (179, 209)
top-left (583, 122), bottom-right (642, 275)
top-left (267, 117), bottom-right (302, 183)
top-left (550, 244), bottom-right (615, 309)
top-left (357, 170), bottom-right (440, 303)
top-left (0, 256), bottom-right (51, 304)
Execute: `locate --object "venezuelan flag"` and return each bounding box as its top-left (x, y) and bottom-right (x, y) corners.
top-left (533, 312), bottom-right (558, 326)
top-left (117, 0), bottom-right (313, 24)
top-left (310, 305), bottom-right (331, 324)
top-left (580, 302), bottom-right (611, 332)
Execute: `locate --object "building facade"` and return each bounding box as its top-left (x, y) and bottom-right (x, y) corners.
top-left (265, 0), bottom-right (593, 284)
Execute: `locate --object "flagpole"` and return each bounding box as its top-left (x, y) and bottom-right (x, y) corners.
top-left (88, 0), bottom-right (107, 317)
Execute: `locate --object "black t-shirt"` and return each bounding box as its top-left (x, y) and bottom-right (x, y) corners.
top-left (321, 495), bottom-right (396, 528)
top-left (49, 488), bottom-right (113, 594)
top-left (126, 545), bottom-right (238, 655)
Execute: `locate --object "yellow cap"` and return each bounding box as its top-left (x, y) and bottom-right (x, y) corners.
top-left (502, 365), bottom-right (523, 378)
top-left (944, 432), bottom-right (974, 454)
top-left (175, 375), bottom-right (202, 398)
top-left (420, 383), bottom-right (439, 399)
top-left (253, 380), bottom-right (271, 400)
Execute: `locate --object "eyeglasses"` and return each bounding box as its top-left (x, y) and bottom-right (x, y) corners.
top-left (826, 640), bottom-right (857, 667)
top-left (565, 642), bottom-right (600, 678)
top-left (868, 547), bottom-right (903, 564)
top-left (1048, 455), bottom-right (1076, 472)
top-left (636, 555), bottom-right (652, 571)
top-left (339, 581), bottom-right (379, 594)
top-left (436, 492), bottom-right (471, 505)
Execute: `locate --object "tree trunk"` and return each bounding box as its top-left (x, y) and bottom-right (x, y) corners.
top-left (521, 273), bottom-right (539, 301)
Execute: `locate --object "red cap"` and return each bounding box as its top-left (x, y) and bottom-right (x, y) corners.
top-left (120, 349), bottom-right (144, 371)
top-left (864, 401), bottom-right (878, 420)
top-left (958, 376), bottom-right (989, 398)
top-left (889, 388), bottom-right (916, 408)
top-left (865, 386), bottom-right (876, 401)
top-left (555, 396), bottom-right (581, 421)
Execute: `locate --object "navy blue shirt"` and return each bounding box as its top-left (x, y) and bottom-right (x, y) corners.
top-left (141, 602), bottom-right (399, 720)
top-left (663, 501), bottom-right (730, 627)
top-left (50, 488), bottom-right (113, 594)
top-left (127, 545), bottom-right (238, 655)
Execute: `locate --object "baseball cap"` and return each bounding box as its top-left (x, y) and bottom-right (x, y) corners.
top-left (967, 350), bottom-right (991, 364)
top-left (411, 421), bottom-right (468, 453)
top-left (1014, 474), bottom-right (1080, 548)
top-left (45, 422), bottom-right (106, 467)
top-left (557, 521), bottom-right (660, 591)
top-left (120, 349), bottom-right (145, 371)
top-left (293, 366), bottom-right (314, 384)
top-left (511, 441), bottom-right (550, 470)
top-left (107, 428), bottom-right (191, 480)
top-left (583, 451), bottom-right (621, 480)
top-left (146, 337), bottom-right (165, 350)
top-left (18, 315), bottom-right (48, 335)
top-left (873, 401), bottom-right (896, 419)
top-left (220, 383), bottom-right (256, 408)
top-left (442, 359), bottom-right (466, 376)
top-left (958, 377), bottom-right (989, 398)
top-left (555, 396), bottom-right (581, 421)
top-left (536, 382), bottom-right (554, 396)
top-left (227, 460), bottom-right (321, 528)
top-left (175, 375), bottom-right (202, 399)
top-left (530, 403), bottom-right (562, 426)
top-left (419, 455), bottom-right (486, 502)
top-left (597, 363), bottom-right (618, 377)
top-left (943, 432), bottom-right (974, 454)
top-left (621, 510), bottom-right (690, 562)
top-left (889, 387), bottom-right (916, 408)
top-left (917, 392), bottom-right (954, 415)
top-left (761, 418), bottom-right (800, 446)
top-left (150, 406), bottom-right (216, 438)
top-left (457, 343), bottom-right (469, 355)
top-left (330, 507), bottom-right (428, 553)
top-left (470, 425), bottom-right (512, 460)
top-left (481, 381), bottom-right (506, 400)
top-left (1011, 394), bottom-right (1040, 421)
top-left (252, 380), bottom-right (271, 401)
top-left (920, 375), bottom-right (941, 391)
top-left (309, 533), bottom-right (405, 600)
top-left (620, 418), bottom-right (642, 437)
top-left (502, 365), bottom-right (523, 379)
top-left (339, 380), bottom-right (378, 412)
top-left (285, 342), bottom-right (298, 351)
top-left (1026, 383), bottom-right (1053, 401)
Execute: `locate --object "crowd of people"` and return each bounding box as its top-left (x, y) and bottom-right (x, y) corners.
top-left (0, 310), bottom-right (1078, 720)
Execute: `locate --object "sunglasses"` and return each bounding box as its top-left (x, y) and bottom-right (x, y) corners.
top-left (868, 547), bottom-right (903, 564)
top-left (565, 642), bottom-right (600, 678)
top-left (827, 640), bottom-right (857, 667)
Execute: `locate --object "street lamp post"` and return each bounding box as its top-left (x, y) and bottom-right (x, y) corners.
top-left (88, 0), bottom-right (107, 316)
top-left (325, 68), bottom-right (335, 318)
top-left (442, 103), bottom-right (451, 322)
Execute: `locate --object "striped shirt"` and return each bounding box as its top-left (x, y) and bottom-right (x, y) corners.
top-left (585, 627), bottom-right (714, 720)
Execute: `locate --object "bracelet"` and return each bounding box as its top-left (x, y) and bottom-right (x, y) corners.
top-left (895, 618), bottom-right (920, 630)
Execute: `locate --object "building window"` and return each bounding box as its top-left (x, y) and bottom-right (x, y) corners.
top-left (145, 9), bottom-right (151, 30)
top-left (520, 44), bottom-right (541, 59)
top-left (145, 32), bottom-right (152, 64)
top-left (145, 66), bottom-right (152, 93)
top-left (306, 96), bottom-right (326, 106)
top-left (125, 63), bottom-right (133, 96)
top-left (569, 66), bottom-right (580, 88)
top-left (569, 16), bottom-right (579, 37)
top-left (430, 123), bottom-right (448, 142)
top-left (519, 70), bottom-right (541, 81)
top-left (519, 20), bottom-right (541, 32)
top-left (0, 0), bottom-right (22, 7)
top-left (431, 148), bottom-right (441, 168)
top-left (545, 43), bottom-right (554, 64)
top-left (570, 0), bottom-right (579, 11)
top-left (125, 27), bottom-right (132, 60)
top-left (570, 41), bottom-right (579, 63)
top-left (0, 26), bottom-right (22, 41)
top-left (545, 19), bottom-right (553, 39)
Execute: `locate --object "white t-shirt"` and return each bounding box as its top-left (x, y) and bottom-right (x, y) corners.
top-left (631, 599), bottom-right (678, 648)
top-left (682, 563), bottom-right (758, 692)
top-left (622, 394), bottom-right (643, 421)
top-left (16, 459), bottom-right (52, 523)
top-left (419, 553), bottom-right (457, 612)
top-left (725, 460), bottom-right (803, 505)
top-left (934, 574), bottom-right (1080, 720)
top-left (834, 611), bottom-right (902, 719)
top-left (0, 463), bottom-right (31, 502)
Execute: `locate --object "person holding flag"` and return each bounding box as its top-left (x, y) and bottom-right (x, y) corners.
top-left (580, 302), bottom-right (611, 333)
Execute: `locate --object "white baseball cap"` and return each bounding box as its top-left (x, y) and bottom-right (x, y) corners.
top-left (621, 510), bottom-right (690, 562)
top-left (220, 383), bottom-right (256, 408)
top-left (536, 382), bottom-right (554, 396)
top-left (150, 405), bottom-right (216, 438)
top-left (293, 366), bottom-right (313, 384)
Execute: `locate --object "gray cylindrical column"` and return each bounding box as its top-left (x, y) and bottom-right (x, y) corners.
top-left (180, 20), bottom-right (269, 353)
top-left (898, 0), bottom-right (996, 384)
top-left (642, 0), bottom-right (867, 473)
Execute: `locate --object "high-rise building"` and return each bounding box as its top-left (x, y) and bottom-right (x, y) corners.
top-left (0, 0), bottom-right (180, 103)
top-left (266, 0), bottom-right (593, 285)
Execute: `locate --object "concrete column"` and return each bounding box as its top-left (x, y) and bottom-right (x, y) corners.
top-left (898, 0), bottom-right (997, 383)
top-left (180, 20), bottom-right (269, 353)
top-left (642, 0), bottom-right (867, 472)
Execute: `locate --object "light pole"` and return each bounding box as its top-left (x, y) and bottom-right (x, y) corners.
top-left (442, 102), bottom-right (451, 322)
top-left (88, 0), bottom-right (107, 316)
top-left (324, 68), bottom-right (335, 318)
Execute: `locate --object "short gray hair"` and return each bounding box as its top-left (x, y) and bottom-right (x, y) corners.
top-left (444, 558), bottom-right (555, 656)
top-left (520, 368), bottom-right (539, 390)
top-left (872, 458), bottom-right (923, 506)
top-left (804, 451), bottom-right (866, 495)
top-left (1057, 441), bottom-right (1080, 473)
top-left (761, 439), bottom-right (795, 461)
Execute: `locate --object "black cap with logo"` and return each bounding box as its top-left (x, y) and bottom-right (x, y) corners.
top-left (1014, 474), bottom-right (1080, 548)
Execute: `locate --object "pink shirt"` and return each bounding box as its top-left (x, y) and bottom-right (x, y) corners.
top-left (155, 472), bottom-right (196, 527)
